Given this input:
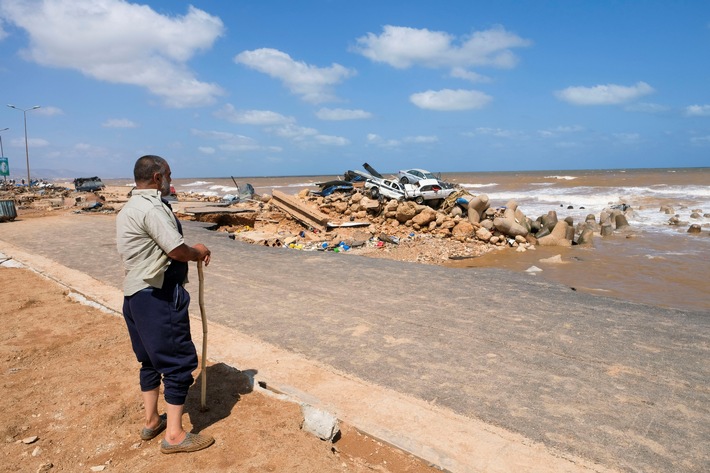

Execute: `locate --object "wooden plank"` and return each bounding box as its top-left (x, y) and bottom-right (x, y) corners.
top-left (271, 190), bottom-right (330, 232)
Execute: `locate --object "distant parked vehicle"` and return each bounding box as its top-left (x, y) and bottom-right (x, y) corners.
top-left (73, 176), bottom-right (105, 192)
top-left (397, 168), bottom-right (438, 185)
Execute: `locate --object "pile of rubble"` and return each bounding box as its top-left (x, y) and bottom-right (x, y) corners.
top-left (204, 185), bottom-right (637, 265)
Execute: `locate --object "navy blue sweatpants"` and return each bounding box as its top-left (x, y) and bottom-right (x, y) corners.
top-left (122, 282), bottom-right (198, 405)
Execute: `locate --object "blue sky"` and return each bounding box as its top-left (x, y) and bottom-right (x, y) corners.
top-left (1, 0), bottom-right (709, 179)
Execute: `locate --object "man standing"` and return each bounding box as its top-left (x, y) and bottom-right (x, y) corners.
top-left (116, 155), bottom-right (214, 454)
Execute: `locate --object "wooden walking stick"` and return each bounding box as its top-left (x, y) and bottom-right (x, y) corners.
top-left (197, 260), bottom-right (208, 411)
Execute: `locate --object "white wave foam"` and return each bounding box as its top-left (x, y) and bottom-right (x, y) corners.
top-left (459, 182), bottom-right (499, 189)
top-left (183, 181), bottom-right (214, 187)
top-left (544, 175), bottom-right (578, 180)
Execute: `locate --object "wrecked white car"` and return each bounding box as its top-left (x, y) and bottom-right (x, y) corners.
top-left (364, 178), bottom-right (406, 200)
top-left (404, 179), bottom-right (456, 204)
top-left (366, 177), bottom-right (455, 205)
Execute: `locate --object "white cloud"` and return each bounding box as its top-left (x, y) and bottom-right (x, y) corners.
top-left (555, 82), bottom-right (654, 105)
top-left (269, 123), bottom-right (319, 140)
top-left (450, 67), bottom-right (491, 83)
top-left (234, 48), bottom-right (355, 103)
top-left (352, 24), bottom-right (530, 73)
top-left (73, 142), bottom-right (107, 154)
top-left (190, 128), bottom-right (265, 152)
top-left (102, 118), bottom-right (137, 128)
top-left (410, 89), bottom-right (492, 111)
top-left (0, 0), bottom-right (224, 108)
top-left (464, 127), bottom-right (524, 139)
top-left (403, 135), bottom-right (439, 144)
top-left (316, 108), bottom-right (372, 120)
top-left (198, 146), bottom-right (215, 154)
top-left (35, 106), bottom-right (63, 116)
top-left (214, 104), bottom-right (294, 125)
top-left (366, 133), bottom-right (400, 148)
top-left (613, 132), bottom-right (641, 143)
top-left (538, 125), bottom-right (584, 137)
top-left (685, 104), bottom-right (710, 116)
top-left (10, 137), bottom-right (49, 147)
top-left (624, 102), bottom-right (670, 114)
top-left (314, 134), bottom-right (350, 146)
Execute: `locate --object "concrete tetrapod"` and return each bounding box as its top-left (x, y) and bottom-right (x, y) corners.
top-left (537, 220), bottom-right (573, 247)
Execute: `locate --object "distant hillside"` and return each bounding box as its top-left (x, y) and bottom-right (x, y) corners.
top-left (7, 168), bottom-right (122, 181)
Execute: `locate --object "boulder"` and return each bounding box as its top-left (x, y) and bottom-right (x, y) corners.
top-left (687, 224), bottom-right (702, 234)
top-left (480, 219), bottom-right (494, 231)
top-left (475, 227), bottom-right (492, 242)
top-left (440, 219), bottom-right (456, 230)
top-left (360, 197), bottom-right (381, 212)
top-left (385, 200), bottom-right (399, 212)
top-left (412, 207), bottom-right (437, 227)
top-left (395, 201), bottom-right (418, 223)
top-left (660, 205), bottom-right (675, 214)
top-left (452, 220), bottom-right (474, 239)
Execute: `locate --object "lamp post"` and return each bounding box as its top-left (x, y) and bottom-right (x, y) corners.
top-left (0, 127), bottom-right (7, 157)
top-left (7, 105), bottom-right (40, 189)
top-left (0, 128), bottom-right (7, 183)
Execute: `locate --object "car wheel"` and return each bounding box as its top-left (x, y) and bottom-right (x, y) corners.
top-left (414, 196), bottom-right (424, 204)
top-left (370, 187), bottom-right (380, 199)
top-left (400, 177), bottom-right (409, 184)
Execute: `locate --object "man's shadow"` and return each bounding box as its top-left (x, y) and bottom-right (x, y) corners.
top-left (184, 363), bottom-right (258, 433)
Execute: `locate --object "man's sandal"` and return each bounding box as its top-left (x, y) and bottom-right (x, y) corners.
top-left (160, 432), bottom-right (215, 454)
top-left (139, 414), bottom-right (167, 441)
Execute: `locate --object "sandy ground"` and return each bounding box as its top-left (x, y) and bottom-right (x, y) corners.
top-left (0, 265), bottom-right (441, 473)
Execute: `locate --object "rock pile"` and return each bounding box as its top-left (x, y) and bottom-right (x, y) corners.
top-left (236, 188), bottom-right (639, 257)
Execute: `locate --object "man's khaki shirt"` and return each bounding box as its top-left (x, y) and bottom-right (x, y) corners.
top-left (116, 189), bottom-right (184, 296)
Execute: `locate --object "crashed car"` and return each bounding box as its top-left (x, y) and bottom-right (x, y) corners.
top-left (73, 176), bottom-right (105, 192)
top-left (397, 168), bottom-right (439, 185)
top-left (398, 168), bottom-right (455, 189)
top-left (405, 178), bottom-right (456, 204)
top-left (364, 178), bottom-right (406, 201)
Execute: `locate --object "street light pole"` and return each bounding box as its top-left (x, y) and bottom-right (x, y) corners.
top-left (0, 128), bottom-right (7, 183)
top-left (0, 127), bottom-right (7, 157)
top-left (7, 105), bottom-right (40, 189)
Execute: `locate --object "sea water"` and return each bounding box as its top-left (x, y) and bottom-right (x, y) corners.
top-left (112, 167), bottom-right (709, 312)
